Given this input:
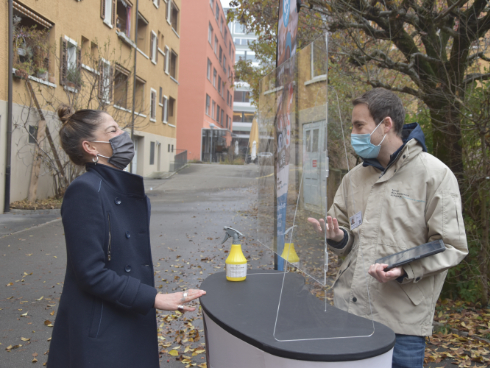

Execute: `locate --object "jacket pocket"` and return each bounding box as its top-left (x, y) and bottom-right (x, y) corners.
top-left (400, 282), bottom-right (424, 306)
top-left (107, 212), bottom-right (112, 262)
top-left (88, 298), bottom-right (104, 338)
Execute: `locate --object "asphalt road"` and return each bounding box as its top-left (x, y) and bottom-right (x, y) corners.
top-left (0, 163), bottom-right (274, 368)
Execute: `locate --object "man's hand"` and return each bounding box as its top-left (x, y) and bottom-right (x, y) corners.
top-left (307, 216), bottom-right (344, 243)
top-left (368, 264), bottom-right (405, 283)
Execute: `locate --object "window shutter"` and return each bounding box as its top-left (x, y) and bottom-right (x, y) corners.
top-left (156, 36), bottom-right (158, 63)
top-left (150, 33), bottom-right (154, 61)
top-left (60, 38), bottom-right (68, 86)
top-left (109, 65), bottom-right (114, 102)
top-left (112, 0), bottom-right (117, 26)
top-left (98, 61), bottom-right (104, 99)
top-left (167, 0), bottom-right (171, 23)
top-left (101, 0), bottom-right (105, 19)
top-left (76, 46), bottom-right (82, 88)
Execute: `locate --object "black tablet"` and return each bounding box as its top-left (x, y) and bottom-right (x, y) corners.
top-left (375, 240), bottom-right (446, 271)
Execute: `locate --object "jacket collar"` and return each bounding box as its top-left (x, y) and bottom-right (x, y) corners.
top-left (362, 123), bottom-right (427, 171)
top-left (86, 163), bottom-right (145, 196)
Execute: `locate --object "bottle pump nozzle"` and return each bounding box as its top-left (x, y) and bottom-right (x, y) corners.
top-left (222, 226), bottom-right (244, 245)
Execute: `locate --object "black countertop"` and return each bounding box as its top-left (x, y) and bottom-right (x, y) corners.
top-left (200, 270), bottom-right (396, 362)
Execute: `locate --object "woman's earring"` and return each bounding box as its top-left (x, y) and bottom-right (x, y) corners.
top-left (93, 155), bottom-right (99, 164)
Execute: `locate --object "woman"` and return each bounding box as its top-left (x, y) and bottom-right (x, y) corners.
top-left (47, 106), bottom-right (205, 368)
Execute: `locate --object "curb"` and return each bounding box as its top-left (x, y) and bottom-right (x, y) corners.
top-left (8, 208), bottom-right (61, 215)
top-left (0, 217), bottom-right (62, 239)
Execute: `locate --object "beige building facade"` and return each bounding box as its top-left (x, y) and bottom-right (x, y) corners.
top-left (0, 0), bottom-right (181, 213)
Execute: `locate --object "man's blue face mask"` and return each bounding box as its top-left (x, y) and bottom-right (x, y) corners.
top-left (351, 119), bottom-right (387, 159)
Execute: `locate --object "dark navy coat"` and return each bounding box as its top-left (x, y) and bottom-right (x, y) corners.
top-left (48, 163), bottom-right (159, 368)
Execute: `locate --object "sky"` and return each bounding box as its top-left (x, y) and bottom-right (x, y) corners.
top-left (220, 0), bottom-right (232, 9)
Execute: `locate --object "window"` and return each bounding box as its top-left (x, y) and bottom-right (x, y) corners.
top-left (164, 46), bottom-right (169, 74)
top-left (159, 87), bottom-right (163, 104)
top-left (99, 59), bottom-right (112, 102)
top-left (150, 31), bottom-right (158, 63)
top-left (234, 22), bottom-right (245, 34)
top-left (207, 59), bottom-right (212, 80)
top-left (171, 3), bottom-right (179, 33)
top-left (227, 90), bottom-right (229, 105)
top-left (134, 76), bottom-right (145, 112)
top-left (220, 16), bottom-right (223, 34)
top-left (221, 109), bottom-right (224, 126)
top-left (311, 38), bottom-right (327, 78)
top-left (218, 75), bottom-right (221, 94)
top-left (28, 125), bottom-right (38, 144)
top-left (114, 65), bottom-right (130, 108)
top-left (162, 96), bottom-right (168, 122)
top-left (116, 0), bottom-right (131, 37)
top-left (167, 0), bottom-right (179, 33)
top-left (224, 29), bottom-right (227, 45)
top-left (205, 94), bottom-right (211, 115)
top-left (150, 89), bottom-right (157, 120)
top-left (208, 23), bottom-right (213, 45)
top-left (233, 112), bottom-right (254, 122)
top-left (168, 97), bottom-right (176, 125)
top-left (100, 0), bottom-right (115, 27)
top-left (169, 50), bottom-right (178, 79)
top-left (215, 4), bottom-right (219, 21)
top-left (212, 100), bottom-right (216, 120)
top-left (150, 142), bottom-right (155, 165)
top-left (222, 81), bottom-right (225, 98)
top-left (225, 114), bottom-right (228, 129)
top-left (153, 0), bottom-right (160, 8)
top-left (210, 0), bottom-right (214, 9)
top-left (60, 37), bottom-right (81, 87)
top-left (137, 13), bottom-right (149, 53)
top-left (234, 90), bottom-right (250, 102)
top-left (213, 68), bottom-right (217, 87)
top-left (223, 56), bottom-right (226, 73)
top-left (219, 46), bottom-right (222, 65)
top-left (214, 36), bottom-right (218, 55)
top-left (229, 42), bottom-right (231, 56)
top-left (217, 105), bottom-right (220, 124)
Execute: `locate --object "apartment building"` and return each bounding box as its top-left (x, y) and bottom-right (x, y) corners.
top-left (225, 9), bottom-right (258, 157)
top-left (0, 0), bottom-right (181, 212)
top-left (177, 0), bottom-right (235, 162)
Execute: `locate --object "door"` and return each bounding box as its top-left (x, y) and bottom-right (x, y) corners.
top-left (303, 121), bottom-right (325, 212)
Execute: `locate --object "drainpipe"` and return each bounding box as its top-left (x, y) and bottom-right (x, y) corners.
top-left (4, 0), bottom-right (14, 213)
top-left (130, 0), bottom-right (139, 173)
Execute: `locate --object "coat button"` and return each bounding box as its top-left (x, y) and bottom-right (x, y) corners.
top-left (125, 265), bottom-right (132, 273)
top-left (403, 155), bottom-right (406, 159)
top-left (114, 197), bottom-right (122, 205)
top-left (415, 277), bottom-right (420, 282)
top-left (125, 231), bottom-right (131, 239)
top-left (352, 296), bottom-right (357, 303)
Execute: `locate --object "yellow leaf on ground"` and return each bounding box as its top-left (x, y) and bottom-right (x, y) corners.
top-left (168, 350), bottom-right (179, 356)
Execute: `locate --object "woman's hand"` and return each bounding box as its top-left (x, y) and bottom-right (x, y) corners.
top-left (307, 216), bottom-right (344, 242)
top-left (154, 289), bottom-right (206, 312)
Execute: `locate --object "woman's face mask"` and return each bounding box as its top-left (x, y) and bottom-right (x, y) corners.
top-left (93, 132), bottom-right (135, 170)
top-left (350, 119), bottom-right (387, 159)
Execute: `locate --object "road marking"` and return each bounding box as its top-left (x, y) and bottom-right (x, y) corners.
top-left (255, 173), bottom-right (274, 179)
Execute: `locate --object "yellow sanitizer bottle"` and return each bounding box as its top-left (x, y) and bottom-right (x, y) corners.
top-left (222, 227), bottom-right (247, 281)
top-left (281, 226), bottom-right (300, 269)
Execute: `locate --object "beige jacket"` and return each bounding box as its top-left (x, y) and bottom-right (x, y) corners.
top-left (328, 138), bottom-right (468, 336)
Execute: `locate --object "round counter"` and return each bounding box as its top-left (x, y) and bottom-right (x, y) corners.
top-left (199, 270), bottom-right (395, 368)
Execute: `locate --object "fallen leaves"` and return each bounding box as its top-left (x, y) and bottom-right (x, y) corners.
top-left (44, 320), bottom-right (53, 327)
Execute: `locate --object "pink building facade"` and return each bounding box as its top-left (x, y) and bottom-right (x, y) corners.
top-left (177, 0), bottom-right (235, 161)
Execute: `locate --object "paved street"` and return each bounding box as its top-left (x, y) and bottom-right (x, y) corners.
top-left (0, 164), bottom-right (274, 367)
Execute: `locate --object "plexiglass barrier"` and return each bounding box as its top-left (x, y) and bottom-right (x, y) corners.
top-left (256, 34), bottom-right (375, 341)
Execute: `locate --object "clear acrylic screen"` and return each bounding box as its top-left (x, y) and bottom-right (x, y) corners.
top-left (256, 34), bottom-right (375, 341)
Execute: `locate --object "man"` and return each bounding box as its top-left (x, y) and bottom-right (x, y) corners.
top-left (308, 88), bottom-right (468, 368)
